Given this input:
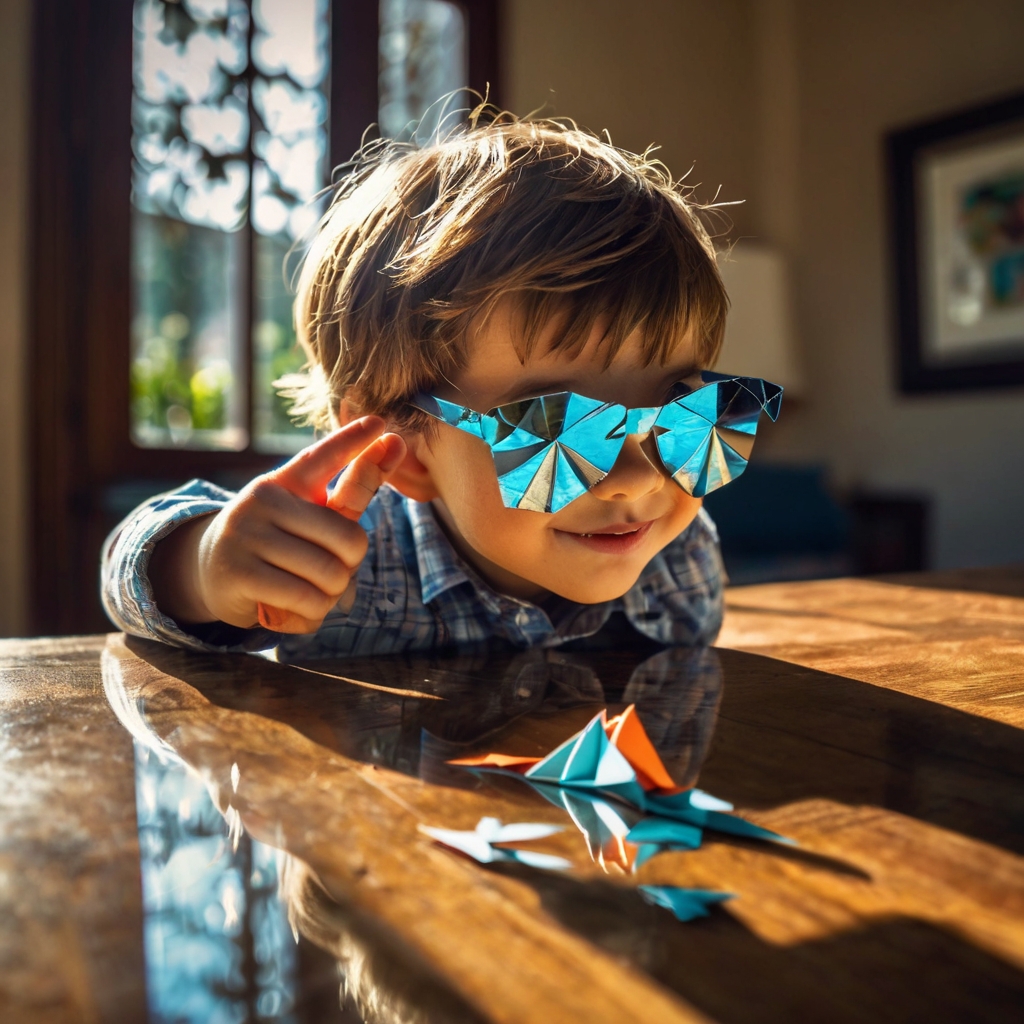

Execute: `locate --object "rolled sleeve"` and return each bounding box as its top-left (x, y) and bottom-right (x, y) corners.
top-left (100, 479), bottom-right (279, 653)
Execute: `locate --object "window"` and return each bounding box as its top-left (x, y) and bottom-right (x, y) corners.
top-left (129, 0), bottom-right (470, 455)
top-left (29, 0), bottom-right (497, 634)
top-left (379, 0), bottom-right (468, 140)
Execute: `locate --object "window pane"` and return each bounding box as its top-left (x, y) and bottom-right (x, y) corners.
top-left (131, 213), bottom-right (247, 449)
top-left (250, 0), bottom-right (330, 454)
top-left (379, 0), bottom-right (468, 140)
top-left (129, 1), bottom-right (474, 455)
top-left (130, 0), bottom-right (250, 450)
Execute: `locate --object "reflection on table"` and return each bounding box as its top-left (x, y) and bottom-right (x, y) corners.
top-left (111, 639), bottom-right (725, 1023)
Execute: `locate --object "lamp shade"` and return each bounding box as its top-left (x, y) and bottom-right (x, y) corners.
top-left (716, 243), bottom-right (804, 396)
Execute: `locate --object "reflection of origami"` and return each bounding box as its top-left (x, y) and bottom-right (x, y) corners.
top-left (419, 818), bottom-right (729, 923)
top-left (450, 705), bottom-right (792, 873)
top-left (419, 817), bottom-right (570, 870)
top-left (412, 371), bottom-right (783, 513)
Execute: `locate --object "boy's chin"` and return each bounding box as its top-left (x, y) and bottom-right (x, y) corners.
top-left (543, 574), bottom-right (640, 605)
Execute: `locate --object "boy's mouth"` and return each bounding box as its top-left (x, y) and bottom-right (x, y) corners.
top-left (554, 520), bottom-right (654, 555)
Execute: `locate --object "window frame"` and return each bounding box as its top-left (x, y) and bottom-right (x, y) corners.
top-left (28, 0), bottom-right (499, 634)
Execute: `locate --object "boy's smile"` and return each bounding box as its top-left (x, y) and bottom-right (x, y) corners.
top-left (555, 519), bottom-right (654, 554)
top-left (398, 302), bottom-right (704, 604)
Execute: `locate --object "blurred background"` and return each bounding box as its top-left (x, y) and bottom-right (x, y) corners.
top-left (1, 0), bottom-right (1023, 637)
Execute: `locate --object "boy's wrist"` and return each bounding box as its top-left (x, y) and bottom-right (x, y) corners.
top-left (149, 513), bottom-right (219, 626)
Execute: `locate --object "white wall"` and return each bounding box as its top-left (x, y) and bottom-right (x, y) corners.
top-left (774, 0), bottom-right (1024, 568)
top-left (0, 0), bottom-right (29, 635)
top-left (504, 0), bottom-right (757, 237)
top-left (506, 0), bottom-right (1024, 569)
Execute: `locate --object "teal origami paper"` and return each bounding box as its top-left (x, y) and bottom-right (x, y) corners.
top-left (638, 885), bottom-right (734, 922)
top-left (526, 782), bottom-right (645, 870)
top-left (411, 371), bottom-right (783, 513)
top-left (522, 711), bottom-right (649, 808)
top-left (419, 817), bottom-right (570, 871)
top-left (506, 711), bottom-right (791, 847)
top-left (640, 789), bottom-right (796, 846)
top-left (625, 817), bottom-right (704, 848)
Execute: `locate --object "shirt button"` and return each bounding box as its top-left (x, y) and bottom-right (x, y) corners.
top-left (515, 610), bottom-right (529, 628)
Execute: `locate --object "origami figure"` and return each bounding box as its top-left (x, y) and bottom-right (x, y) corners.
top-left (412, 371), bottom-right (783, 513)
top-left (450, 705), bottom-right (793, 872)
top-left (419, 816), bottom-right (733, 923)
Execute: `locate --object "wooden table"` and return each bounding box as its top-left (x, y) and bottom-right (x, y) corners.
top-left (2, 568), bottom-right (1022, 1023)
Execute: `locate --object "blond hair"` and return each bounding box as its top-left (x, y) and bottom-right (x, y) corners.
top-left (282, 107), bottom-right (729, 430)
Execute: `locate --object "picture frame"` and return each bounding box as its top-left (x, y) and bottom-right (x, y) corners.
top-left (888, 91), bottom-right (1024, 392)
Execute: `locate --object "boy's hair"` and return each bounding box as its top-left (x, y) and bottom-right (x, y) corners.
top-left (283, 107), bottom-right (729, 430)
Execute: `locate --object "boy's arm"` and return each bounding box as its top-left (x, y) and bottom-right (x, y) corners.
top-left (100, 479), bottom-right (278, 652)
top-left (101, 418), bottom-right (407, 653)
top-left (621, 507), bottom-right (726, 646)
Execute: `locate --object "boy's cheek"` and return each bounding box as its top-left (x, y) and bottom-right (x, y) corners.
top-left (427, 430), bottom-right (702, 594)
top-left (431, 433), bottom-right (508, 511)
top-left (669, 494), bottom-right (703, 536)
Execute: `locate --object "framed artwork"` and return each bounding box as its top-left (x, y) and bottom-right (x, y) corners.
top-left (888, 91), bottom-right (1024, 392)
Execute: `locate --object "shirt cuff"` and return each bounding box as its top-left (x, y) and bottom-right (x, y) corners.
top-left (100, 478), bottom-right (280, 653)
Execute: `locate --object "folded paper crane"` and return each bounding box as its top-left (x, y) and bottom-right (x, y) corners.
top-left (449, 705), bottom-right (793, 871)
top-left (449, 704), bottom-right (678, 796)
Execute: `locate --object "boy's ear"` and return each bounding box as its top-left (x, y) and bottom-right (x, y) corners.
top-left (386, 437), bottom-right (439, 502)
top-left (334, 400), bottom-right (438, 501)
top-left (334, 398), bottom-right (356, 427)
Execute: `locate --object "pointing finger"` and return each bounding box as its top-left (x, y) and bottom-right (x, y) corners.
top-left (327, 432), bottom-right (407, 521)
top-left (266, 416), bottom-right (386, 503)
top-left (256, 427), bottom-right (406, 633)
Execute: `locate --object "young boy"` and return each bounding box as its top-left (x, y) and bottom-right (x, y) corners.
top-left (103, 114), bottom-right (770, 660)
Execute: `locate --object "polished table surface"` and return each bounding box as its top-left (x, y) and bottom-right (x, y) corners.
top-left (2, 568), bottom-right (1023, 1023)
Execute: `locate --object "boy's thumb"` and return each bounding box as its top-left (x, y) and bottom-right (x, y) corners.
top-left (326, 432), bottom-right (407, 522)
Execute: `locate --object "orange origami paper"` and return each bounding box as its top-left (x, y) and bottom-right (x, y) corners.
top-left (448, 704), bottom-right (794, 866)
top-left (451, 704), bottom-right (683, 793)
top-left (603, 705), bottom-right (682, 794)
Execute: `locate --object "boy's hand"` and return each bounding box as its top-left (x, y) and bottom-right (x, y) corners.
top-left (152, 416), bottom-right (407, 634)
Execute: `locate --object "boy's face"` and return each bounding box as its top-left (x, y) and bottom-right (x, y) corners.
top-left (399, 302), bottom-right (705, 604)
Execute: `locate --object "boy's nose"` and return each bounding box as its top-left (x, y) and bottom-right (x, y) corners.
top-left (589, 433), bottom-right (667, 502)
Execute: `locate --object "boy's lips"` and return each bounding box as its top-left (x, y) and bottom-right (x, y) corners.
top-left (553, 520), bottom-right (655, 554)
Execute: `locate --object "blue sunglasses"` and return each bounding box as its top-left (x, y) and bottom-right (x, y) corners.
top-left (410, 371), bottom-right (783, 514)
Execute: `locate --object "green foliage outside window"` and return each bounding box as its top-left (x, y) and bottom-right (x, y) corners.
top-left (131, 212), bottom-right (245, 449)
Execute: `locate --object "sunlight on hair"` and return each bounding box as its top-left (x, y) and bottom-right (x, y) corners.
top-left (277, 101), bottom-right (732, 433)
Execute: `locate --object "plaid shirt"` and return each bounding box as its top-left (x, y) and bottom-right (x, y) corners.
top-left (101, 480), bottom-right (724, 660)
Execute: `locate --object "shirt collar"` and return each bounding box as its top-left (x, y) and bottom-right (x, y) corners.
top-left (401, 494), bottom-right (621, 642)
top-left (401, 495), bottom-right (550, 609)
top-left (403, 495), bottom-right (477, 605)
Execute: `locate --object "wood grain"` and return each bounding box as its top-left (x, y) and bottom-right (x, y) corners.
top-left (2, 567), bottom-right (1023, 1023)
top-left (717, 570), bottom-right (1024, 727)
top-left (103, 623), bottom-right (1024, 1023)
top-left (102, 634), bottom-right (707, 1024)
top-left (0, 637), bottom-right (146, 1024)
